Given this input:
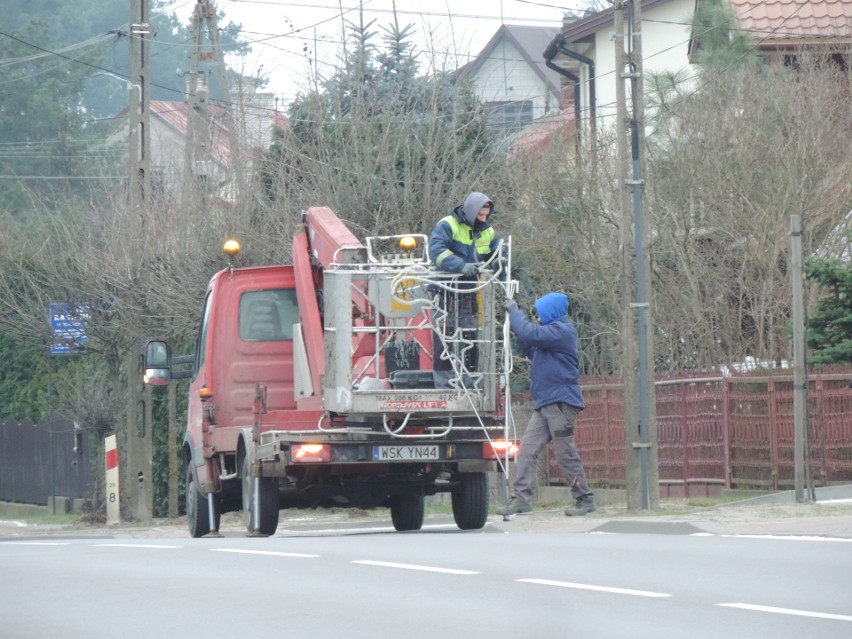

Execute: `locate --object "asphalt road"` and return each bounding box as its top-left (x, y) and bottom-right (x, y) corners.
top-left (2, 505), bottom-right (851, 639)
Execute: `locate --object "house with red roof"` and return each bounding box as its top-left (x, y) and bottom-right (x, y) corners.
top-left (110, 90), bottom-right (286, 201)
top-left (544, 0), bottom-right (852, 138)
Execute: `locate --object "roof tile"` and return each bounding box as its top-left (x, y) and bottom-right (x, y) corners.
top-left (728, 0), bottom-right (852, 43)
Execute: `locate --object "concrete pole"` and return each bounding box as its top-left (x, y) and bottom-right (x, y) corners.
top-left (123, 350), bottom-right (153, 522)
top-left (128, 0), bottom-right (151, 206)
top-left (627, 0), bottom-right (659, 510)
top-left (615, 1), bottom-right (641, 510)
top-left (168, 381), bottom-right (179, 518)
top-left (790, 215), bottom-right (810, 502)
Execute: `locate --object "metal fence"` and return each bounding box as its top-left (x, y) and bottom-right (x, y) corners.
top-left (551, 369), bottom-right (852, 495)
top-left (0, 414), bottom-right (96, 507)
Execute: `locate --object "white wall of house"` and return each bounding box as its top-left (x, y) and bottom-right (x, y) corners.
top-left (575, 0), bottom-right (696, 133)
top-left (470, 39), bottom-right (558, 123)
top-left (148, 121), bottom-right (186, 193)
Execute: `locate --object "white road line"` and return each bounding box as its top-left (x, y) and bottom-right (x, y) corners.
top-left (720, 534), bottom-right (852, 543)
top-left (518, 578), bottom-right (671, 598)
top-left (352, 560), bottom-right (478, 575)
top-left (280, 523), bottom-right (457, 536)
top-left (718, 603), bottom-right (852, 622)
top-left (3, 541), bottom-right (70, 546)
top-left (94, 544), bottom-right (181, 549)
top-left (211, 549), bottom-right (319, 558)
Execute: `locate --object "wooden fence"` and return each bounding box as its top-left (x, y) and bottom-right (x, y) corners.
top-left (550, 369), bottom-right (852, 495)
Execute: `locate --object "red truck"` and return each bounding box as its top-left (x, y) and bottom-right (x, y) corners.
top-left (144, 206), bottom-right (517, 537)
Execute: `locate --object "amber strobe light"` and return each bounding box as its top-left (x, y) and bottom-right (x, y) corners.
top-left (399, 236), bottom-right (417, 251)
top-left (223, 239), bottom-right (240, 257)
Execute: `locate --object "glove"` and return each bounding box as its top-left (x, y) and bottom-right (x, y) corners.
top-left (504, 299), bottom-right (518, 314)
top-left (461, 263), bottom-right (478, 277)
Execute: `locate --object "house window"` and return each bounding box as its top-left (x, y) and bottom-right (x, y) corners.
top-left (486, 100), bottom-right (534, 136)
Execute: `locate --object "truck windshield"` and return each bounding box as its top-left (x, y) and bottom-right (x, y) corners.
top-left (239, 289), bottom-right (298, 341)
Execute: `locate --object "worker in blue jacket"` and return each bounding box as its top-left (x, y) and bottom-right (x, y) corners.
top-left (497, 292), bottom-right (596, 517)
top-left (428, 192), bottom-right (500, 389)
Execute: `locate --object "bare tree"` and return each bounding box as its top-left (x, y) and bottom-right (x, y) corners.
top-left (646, 54), bottom-right (852, 370)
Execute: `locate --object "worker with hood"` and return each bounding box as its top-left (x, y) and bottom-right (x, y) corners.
top-left (497, 292), bottom-right (596, 517)
top-left (428, 192), bottom-right (501, 389)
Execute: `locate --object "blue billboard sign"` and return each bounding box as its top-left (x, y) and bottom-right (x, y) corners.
top-left (49, 303), bottom-right (89, 355)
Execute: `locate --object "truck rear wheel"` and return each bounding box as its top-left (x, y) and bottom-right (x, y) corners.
top-left (390, 493), bottom-right (425, 531)
top-left (186, 465), bottom-right (219, 538)
top-left (241, 455), bottom-right (280, 536)
top-left (452, 472), bottom-right (489, 530)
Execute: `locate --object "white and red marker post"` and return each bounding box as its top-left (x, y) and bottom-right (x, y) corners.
top-left (104, 434), bottom-right (120, 525)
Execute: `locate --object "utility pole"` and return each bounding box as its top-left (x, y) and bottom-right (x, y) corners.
top-left (124, 0), bottom-right (154, 523)
top-left (615, 0), bottom-right (658, 510)
top-left (128, 0), bottom-right (151, 208)
top-left (790, 215), bottom-right (814, 502)
top-left (185, 0), bottom-right (242, 200)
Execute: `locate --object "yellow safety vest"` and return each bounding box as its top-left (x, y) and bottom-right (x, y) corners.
top-left (436, 215), bottom-right (495, 268)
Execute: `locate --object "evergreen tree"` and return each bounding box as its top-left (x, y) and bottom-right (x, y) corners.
top-left (261, 8), bottom-right (500, 237)
top-left (691, 0), bottom-right (760, 70)
top-left (806, 257), bottom-right (852, 365)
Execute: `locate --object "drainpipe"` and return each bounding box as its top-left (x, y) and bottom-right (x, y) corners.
top-left (558, 46), bottom-right (596, 129)
top-left (544, 40), bottom-right (582, 158)
top-left (543, 34), bottom-right (597, 150)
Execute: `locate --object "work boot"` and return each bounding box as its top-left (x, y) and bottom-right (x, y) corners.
top-left (564, 495), bottom-right (597, 517)
top-left (496, 497), bottom-right (533, 516)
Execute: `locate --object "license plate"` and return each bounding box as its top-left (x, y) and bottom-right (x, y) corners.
top-left (373, 445), bottom-right (440, 461)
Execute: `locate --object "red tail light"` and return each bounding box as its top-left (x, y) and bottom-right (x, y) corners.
top-left (292, 443), bottom-right (331, 463)
top-left (483, 440), bottom-right (519, 460)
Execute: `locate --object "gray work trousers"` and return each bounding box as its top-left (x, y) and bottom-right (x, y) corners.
top-left (511, 402), bottom-right (593, 503)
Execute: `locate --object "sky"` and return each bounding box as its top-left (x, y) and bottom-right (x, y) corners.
top-left (166, 0), bottom-right (580, 106)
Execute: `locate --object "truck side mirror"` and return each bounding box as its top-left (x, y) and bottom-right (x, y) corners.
top-left (143, 340), bottom-right (171, 385)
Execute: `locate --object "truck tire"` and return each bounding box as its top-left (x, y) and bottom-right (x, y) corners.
top-left (241, 455), bottom-right (280, 536)
top-left (186, 465), bottom-right (219, 538)
top-left (452, 472), bottom-right (489, 530)
top-left (390, 493), bottom-right (425, 532)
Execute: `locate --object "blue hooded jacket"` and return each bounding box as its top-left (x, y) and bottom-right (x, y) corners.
top-left (507, 292), bottom-right (584, 410)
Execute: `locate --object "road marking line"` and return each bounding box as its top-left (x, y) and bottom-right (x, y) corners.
top-left (518, 578), bottom-right (671, 598)
top-left (718, 603), bottom-right (852, 622)
top-left (721, 534), bottom-right (852, 543)
top-left (94, 544), bottom-right (181, 549)
top-left (211, 549), bottom-right (319, 558)
top-left (280, 523), bottom-right (457, 536)
top-left (352, 560), bottom-right (478, 575)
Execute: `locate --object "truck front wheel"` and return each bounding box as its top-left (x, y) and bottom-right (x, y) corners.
top-left (241, 455), bottom-right (280, 536)
top-left (452, 472), bottom-right (489, 530)
top-left (389, 493), bottom-right (425, 531)
top-left (186, 465), bottom-right (219, 538)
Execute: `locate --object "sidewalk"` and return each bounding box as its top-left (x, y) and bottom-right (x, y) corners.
top-left (493, 485), bottom-right (852, 538)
